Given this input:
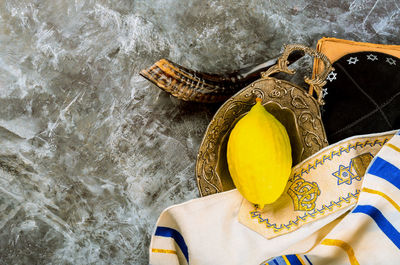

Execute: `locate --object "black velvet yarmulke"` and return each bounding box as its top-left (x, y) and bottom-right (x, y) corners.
top-left (322, 51), bottom-right (400, 143)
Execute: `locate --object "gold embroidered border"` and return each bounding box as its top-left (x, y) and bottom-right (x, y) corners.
top-left (292, 138), bottom-right (388, 179)
top-left (250, 190), bottom-right (359, 232)
top-left (248, 137), bottom-right (390, 233)
top-left (241, 134), bottom-right (396, 239)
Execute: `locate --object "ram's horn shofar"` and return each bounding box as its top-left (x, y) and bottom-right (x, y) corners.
top-left (140, 51), bottom-right (304, 103)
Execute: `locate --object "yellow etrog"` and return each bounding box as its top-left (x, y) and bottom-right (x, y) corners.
top-left (227, 98), bottom-right (292, 208)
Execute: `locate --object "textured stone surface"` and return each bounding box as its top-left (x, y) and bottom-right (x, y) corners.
top-left (0, 0), bottom-right (399, 264)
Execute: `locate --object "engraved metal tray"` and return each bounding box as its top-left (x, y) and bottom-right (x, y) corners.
top-left (195, 45), bottom-right (333, 197)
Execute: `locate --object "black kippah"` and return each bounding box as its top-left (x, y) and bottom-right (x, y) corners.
top-left (322, 51), bottom-right (400, 143)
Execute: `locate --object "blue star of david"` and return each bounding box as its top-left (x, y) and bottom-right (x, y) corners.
top-left (332, 164), bottom-right (356, 185)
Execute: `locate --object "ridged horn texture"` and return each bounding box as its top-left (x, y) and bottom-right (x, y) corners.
top-left (139, 59), bottom-right (252, 103)
top-left (140, 53), bottom-right (304, 103)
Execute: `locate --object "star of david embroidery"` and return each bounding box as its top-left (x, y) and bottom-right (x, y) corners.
top-left (366, 54), bottom-right (378, 61)
top-left (322, 88), bottom-right (328, 98)
top-left (347, 57), bottom-right (359, 65)
top-left (332, 165), bottom-right (356, 185)
top-left (386, 57), bottom-right (396, 65)
top-left (327, 71), bottom-right (337, 82)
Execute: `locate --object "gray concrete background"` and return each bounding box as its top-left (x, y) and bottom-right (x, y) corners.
top-left (0, 0), bottom-right (399, 264)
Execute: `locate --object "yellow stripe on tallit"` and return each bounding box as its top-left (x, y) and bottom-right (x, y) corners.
top-left (282, 255), bottom-right (290, 265)
top-left (387, 143), bottom-right (400, 153)
top-left (296, 254), bottom-right (306, 265)
top-left (321, 239), bottom-right (359, 265)
top-left (362, 187), bottom-right (400, 212)
top-left (151, 248), bottom-right (177, 255)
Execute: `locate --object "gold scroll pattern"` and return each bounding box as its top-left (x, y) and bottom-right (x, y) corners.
top-left (288, 177), bottom-right (321, 211)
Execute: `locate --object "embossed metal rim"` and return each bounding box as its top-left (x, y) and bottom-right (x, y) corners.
top-left (195, 77), bottom-right (329, 197)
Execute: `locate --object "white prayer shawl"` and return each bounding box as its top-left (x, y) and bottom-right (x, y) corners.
top-left (149, 130), bottom-right (400, 265)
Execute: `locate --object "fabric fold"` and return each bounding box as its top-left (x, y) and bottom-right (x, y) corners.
top-left (149, 130), bottom-right (400, 265)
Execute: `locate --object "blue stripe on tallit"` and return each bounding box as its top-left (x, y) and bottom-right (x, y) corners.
top-left (367, 157), bottom-right (400, 189)
top-left (155, 226), bottom-right (189, 263)
top-left (352, 205), bottom-right (400, 249)
top-left (304, 255), bottom-right (313, 265)
top-left (266, 254), bottom-right (311, 265)
top-left (267, 256), bottom-right (286, 265)
top-left (286, 254), bottom-right (303, 265)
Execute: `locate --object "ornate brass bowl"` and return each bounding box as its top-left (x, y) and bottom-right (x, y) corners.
top-left (196, 45), bottom-right (333, 197)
